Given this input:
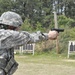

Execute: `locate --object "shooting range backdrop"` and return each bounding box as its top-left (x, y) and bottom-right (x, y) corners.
top-left (68, 41), bottom-right (75, 58)
top-left (14, 43), bottom-right (35, 55)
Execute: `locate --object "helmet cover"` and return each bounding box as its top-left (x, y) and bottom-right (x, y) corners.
top-left (0, 11), bottom-right (23, 27)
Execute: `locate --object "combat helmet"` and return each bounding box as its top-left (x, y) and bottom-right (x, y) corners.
top-left (0, 11), bottom-right (23, 27)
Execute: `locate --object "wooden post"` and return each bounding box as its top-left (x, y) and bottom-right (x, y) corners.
top-left (53, 11), bottom-right (59, 54)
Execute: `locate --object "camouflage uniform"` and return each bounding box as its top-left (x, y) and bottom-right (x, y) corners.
top-left (0, 11), bottom-right (48, 75)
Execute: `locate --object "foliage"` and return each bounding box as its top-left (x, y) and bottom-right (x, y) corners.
top-left (0, 0), bottom-right (75, 28)
top-left (69, 28), bottom-right (75, 40)
top-left (58, 15), bottom-right (74, 27)
top-left (21, 18), bottom-right (32, 31)
top-left (35, 22), bottom-right (46, 32)
top-left (0, 0), bottom-right (75, 54)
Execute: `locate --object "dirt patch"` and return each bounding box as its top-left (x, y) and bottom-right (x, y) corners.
top-left (63, 59), bottom-right (75, 62)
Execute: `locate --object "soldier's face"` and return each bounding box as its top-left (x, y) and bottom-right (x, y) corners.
top-left (7, 26), bottom-right (17, 30)
top-left (15, 27), bottom-right (20, 31)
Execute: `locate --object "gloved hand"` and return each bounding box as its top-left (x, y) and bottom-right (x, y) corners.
top-left (48, 30), bottom-right (59, 40)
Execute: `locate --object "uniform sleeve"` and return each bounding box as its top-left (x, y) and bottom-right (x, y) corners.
top-left (1, 30), bottom-right (48, 49)
top-left (1, 30), bottom-right (30, 49)
top-left (13, 31), bottom-right (48, 44)
top-left (27, 31), bottom-right (48, 43)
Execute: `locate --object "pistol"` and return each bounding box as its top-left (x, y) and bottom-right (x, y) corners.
top-left (51, 28), bottom-right (64, 33)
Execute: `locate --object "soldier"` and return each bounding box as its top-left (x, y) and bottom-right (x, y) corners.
top-left (0, 11), bottom-right (58, 75)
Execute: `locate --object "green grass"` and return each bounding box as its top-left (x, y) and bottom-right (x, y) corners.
top-left (13, 53), bottom-right (75, 75)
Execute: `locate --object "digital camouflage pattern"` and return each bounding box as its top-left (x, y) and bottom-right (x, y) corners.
top-left (0, 11), bottom-right (23, 27)
top-left (0, 29), bottom-right (48, 75)
top-left (0, 29), bottom-right (48, 49)
top-left (0, 11), bottom-right (48, 75)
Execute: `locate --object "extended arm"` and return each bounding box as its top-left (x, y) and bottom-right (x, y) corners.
top-left (27, 31), bottom-right (48, 43)
top-left (22, 30), bottom-right (59, 43)
top-left (0, 29), bottom-right (59, 49)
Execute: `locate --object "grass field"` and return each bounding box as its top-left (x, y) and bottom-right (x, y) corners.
top-left (13, 53), bottom-right (75, 75)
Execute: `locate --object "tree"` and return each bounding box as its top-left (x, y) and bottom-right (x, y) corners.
top-left (0, 0), bottom-right (13, 15)
top-left (21, 18), bottom-right (32, 31)
top-left (64, 0), bottom-right (75, 19)
top-left (0, 0), bottom-right (75, 30)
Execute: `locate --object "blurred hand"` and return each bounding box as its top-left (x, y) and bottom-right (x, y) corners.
top-left (48, 30), bottom-right (59, 40)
